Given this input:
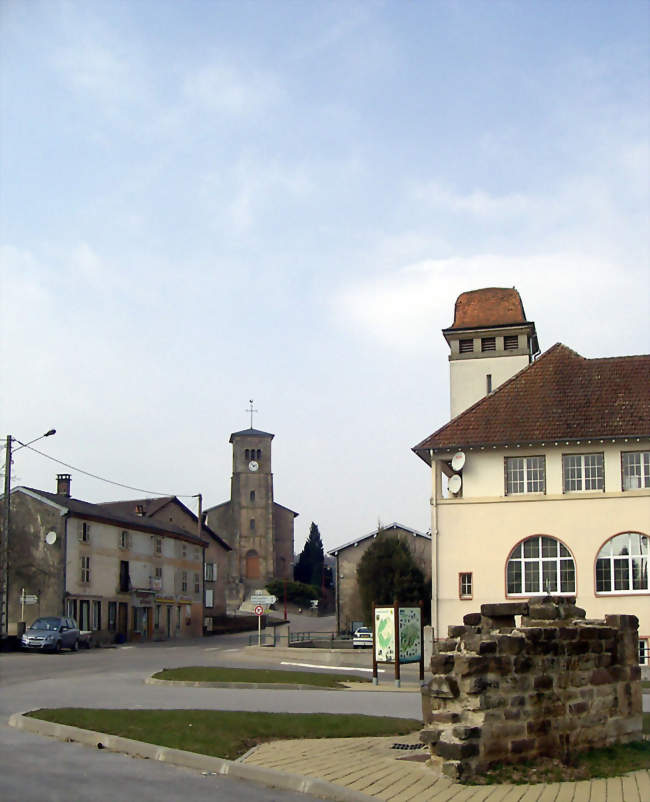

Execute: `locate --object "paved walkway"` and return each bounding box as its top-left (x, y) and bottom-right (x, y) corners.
top-left (241, 733), bottom-right (650, 801)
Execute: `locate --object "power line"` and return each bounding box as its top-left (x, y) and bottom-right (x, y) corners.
top-left (19, 443), bottom-right (197, 498)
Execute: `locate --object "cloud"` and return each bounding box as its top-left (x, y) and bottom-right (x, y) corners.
top-left (183, 63), bottom-right (282, 118)
top-left (412, 183), bottom-right (531, 221)
top-left (335, 250), bottom-right (647, 359)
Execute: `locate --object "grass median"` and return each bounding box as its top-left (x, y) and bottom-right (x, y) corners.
top-left (26, 709), bottom-right (422, 760)
top-left (151, 666), bottom-right (369, 687)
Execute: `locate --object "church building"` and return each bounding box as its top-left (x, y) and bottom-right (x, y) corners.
top-left (204, 425), bottom-right (297, 614)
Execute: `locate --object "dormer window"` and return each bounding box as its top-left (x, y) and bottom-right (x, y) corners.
top-left (459, 339), bottom-right (473, 353)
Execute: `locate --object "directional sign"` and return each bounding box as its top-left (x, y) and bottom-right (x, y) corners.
top-left (21, 594), bottom-right (38, 605)
top-left (254, 604), bottom-right (264, 617)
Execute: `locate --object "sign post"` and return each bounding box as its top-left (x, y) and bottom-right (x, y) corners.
top-left (254, 604), bottom-right (264, 646)
top-left (373, 602), bottom-right (423, 688)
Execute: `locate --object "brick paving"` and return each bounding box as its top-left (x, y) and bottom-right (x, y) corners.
top-left (241, 734), bottom-right (650, 801)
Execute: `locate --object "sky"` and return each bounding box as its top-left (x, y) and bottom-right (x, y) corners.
top-left (1, 1), bottom-right (648, 553)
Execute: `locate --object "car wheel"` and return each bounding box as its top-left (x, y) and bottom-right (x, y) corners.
top-left (54, 640), bottom-right (62, 653)
top-left (72, 639), bottom-right (79, 651)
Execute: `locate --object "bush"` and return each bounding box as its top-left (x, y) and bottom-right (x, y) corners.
top-left (266, 579), bottom-right (320, 605)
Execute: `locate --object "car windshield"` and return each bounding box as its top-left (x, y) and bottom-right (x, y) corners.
top-left (30, 618), bottom-right (60, 631)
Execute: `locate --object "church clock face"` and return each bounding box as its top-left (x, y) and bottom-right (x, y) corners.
top-left (248, 460), bottom-right (259, 472)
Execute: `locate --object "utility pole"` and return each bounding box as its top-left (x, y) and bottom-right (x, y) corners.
top-left (1, 429), bottom-right (56, 639)
top-left (1, 436), bottom-right (13, 637)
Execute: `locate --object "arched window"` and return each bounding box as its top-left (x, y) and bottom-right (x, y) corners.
top-left (506, 536), bottom-right (575, 596)
top-left (245, 449), bottom-right (250, 460)
top-left (250, 490), bottom-right (255, 502)
top-left (256, 449), bottom-right (261, 460)
top-left (595, 532), bottom-right (648, 594)
top-left (246, 549), bottom-right (260, 579)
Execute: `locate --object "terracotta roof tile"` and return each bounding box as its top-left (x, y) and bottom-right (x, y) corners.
top-left (446, 287), bottom-right (528, 330)
top-left (413, 343), bottom-right (650, 458)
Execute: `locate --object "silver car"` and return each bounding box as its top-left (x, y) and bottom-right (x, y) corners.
top-left (21, 616), bottom-right (80, 652)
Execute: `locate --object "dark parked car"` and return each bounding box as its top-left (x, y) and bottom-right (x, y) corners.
top-left (21, 616), bottom-right (80, 652)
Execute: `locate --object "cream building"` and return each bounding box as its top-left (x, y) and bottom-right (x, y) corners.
top-left (5, 475), bottom-right (206, 641)
top-left (413, 288), bottom-right (649, 665)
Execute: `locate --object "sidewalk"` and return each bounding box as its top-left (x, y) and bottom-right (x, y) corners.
top-left (10, 711), bottom-right (649, 802)
top-left (241, 733), bottom-right (650, 802)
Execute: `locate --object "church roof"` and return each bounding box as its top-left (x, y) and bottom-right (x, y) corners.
top-left (229, 427), bottom-right (274, 442)
top-left (444, 287), bottom-right (529, 331)
top-left (413, 343), bottom-right (650, 462)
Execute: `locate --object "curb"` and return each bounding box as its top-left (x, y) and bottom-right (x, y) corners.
top-left (8, 712), bottom-right (375, 802)
top-left (145, 677), bottom-right (418, 692)
top-left (145, 677), bottom-right (343, 691)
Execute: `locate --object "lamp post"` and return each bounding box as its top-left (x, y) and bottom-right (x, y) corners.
top-left (1, 429), bottom-right (56, 637)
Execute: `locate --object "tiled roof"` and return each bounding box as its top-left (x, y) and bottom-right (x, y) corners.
top-left (328, 523), bottom-right (430, 556)
top-left (100, 496), bottom-right (231, 551)
top-left (413, 343), bottom-right (650, 460)
top-left (445, 287), bottom-right (528, 330)
top-left (18, 488), bottom-right (206, 546)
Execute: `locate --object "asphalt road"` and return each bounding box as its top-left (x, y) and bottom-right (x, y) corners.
top-left (0, 616), bottom-right (421, 802)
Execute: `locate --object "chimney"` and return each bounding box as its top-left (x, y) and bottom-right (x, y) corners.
top-left (56, 474), bottom-right (71, 497)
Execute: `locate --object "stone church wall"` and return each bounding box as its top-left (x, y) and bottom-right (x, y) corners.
top-left (420, 598), bottom-right (642, 782)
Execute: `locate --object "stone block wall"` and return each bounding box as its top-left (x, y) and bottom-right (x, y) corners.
top-left (420, 598), bottom-right (642, 782)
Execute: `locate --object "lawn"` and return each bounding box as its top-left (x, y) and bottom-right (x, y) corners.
top-left (151, 666), bottom-right (369, 688)
top-left (26, 709), bottom-right (422, 761)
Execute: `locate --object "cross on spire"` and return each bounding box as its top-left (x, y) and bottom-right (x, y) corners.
top-left (246, 399), bottom-right (258, 429)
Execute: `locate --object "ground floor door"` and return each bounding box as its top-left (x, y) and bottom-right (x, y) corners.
top-left (118, 602), bottom-right (128, 637)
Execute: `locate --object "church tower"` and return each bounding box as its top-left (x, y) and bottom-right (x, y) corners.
top-left (204, 415), bottom-right (297, 614)
top-left (229, 427), bottom-right (275, 584)
top-left (443, 287), bottom-right (539, 418)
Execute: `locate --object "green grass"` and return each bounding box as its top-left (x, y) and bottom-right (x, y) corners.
top-left (477, 740), bottom-right (650, 785)
top-left (151, 666), bottom-right (369, 688)
top-left (642, 681), bottom-right (650, 691)
top-left (26, 709), bottom-right (421, 761)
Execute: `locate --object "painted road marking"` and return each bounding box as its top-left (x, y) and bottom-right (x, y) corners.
top-left (280, 661), bottom-right (385, 673)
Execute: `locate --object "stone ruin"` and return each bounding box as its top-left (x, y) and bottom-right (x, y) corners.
top-left (420, 597), bottom-right (642, 782)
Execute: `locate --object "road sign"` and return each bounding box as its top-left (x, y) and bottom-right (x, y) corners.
top-left (21, 595), bottom-right (38, 605)
top-left (254, 604), bottom-right (264, 616)
top-left (250, 594), bottom-right (276, 606)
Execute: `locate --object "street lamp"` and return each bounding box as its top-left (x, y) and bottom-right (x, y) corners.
top-left (1, 429), bottom-right (56, 637)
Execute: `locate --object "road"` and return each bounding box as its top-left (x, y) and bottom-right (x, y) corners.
top-left (0, 615), bottom-right (421, 802)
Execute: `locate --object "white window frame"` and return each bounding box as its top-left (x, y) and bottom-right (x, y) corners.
top-left (181, 571), bottom-right (188, 593)
top-left (205, 588), bottom-right (214, 608)
top-left (79, 521), bottom-right (91, 543)
top-left (640, 638), bottom-right (648, 665)
top-left (154, 536), bottom-right (163, 555)
top-left (459, 572), bottom-right (473, 599)
top-left (505, 456), bottom-right (546, 495)
top-left (507, 536), bottom-right (576, 596)
top-left (204, 562), bottom-right (217, 582)
top-left (595, 532), bottom-right (649, 595)
top-left (80, 555), bottom-right (91, 584)
top-left (193, 572), bottom-right (200, 594)
top-left (622, 451), bottom-right (650, 490)
top-left (562, 453), bottom-right (604, 492)
top-left (120, 530), bottom-right (129, 549)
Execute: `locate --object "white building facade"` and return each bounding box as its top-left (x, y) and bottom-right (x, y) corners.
top-left (414, 288), bottom-right (649, 665)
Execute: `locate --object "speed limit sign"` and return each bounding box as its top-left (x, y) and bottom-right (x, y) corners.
top-left (254, 604), bottom-right (264, 616)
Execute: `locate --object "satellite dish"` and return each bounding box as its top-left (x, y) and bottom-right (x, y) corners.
top-left (448, 474), bottom-right (462, 495)
top-left (45, 531), bottom-right (57, 545)
top-left (451, 451), bottom-right (466, 472)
